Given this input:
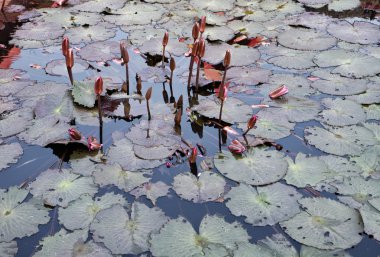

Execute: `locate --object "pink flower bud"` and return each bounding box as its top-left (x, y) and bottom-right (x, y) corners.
top-left (94, 77), bottom-right (103, 95)
top-left (162, 31), bottom-right (169, 46)
top-left (269, 85), bottom-right (288, 99)
top-left (192, 22), bottom-right (200, 40)
top-left (87, 136), bottom-right (102, 151)
top-left (62, 37), bottom-right (69, 57)
top-left (199, 16), bottom-right (206, 33)
top-left (189, 147), bottom-right (197, 164)
top-left (247, 115), bottom-right (258, 130)
top-left (228, 139), bottom-right (246, 155)
top-left (66, 48), bottom-right (74, 68)
top-left (68, 128), bottom-right (81, 140)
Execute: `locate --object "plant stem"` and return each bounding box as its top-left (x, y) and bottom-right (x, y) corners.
top-left (146, 100), bottom-right (151, 120)
top-left (187, 56), bottom-right (195, 89)
top-left (67, 67), bottom-right (73, 85)
top-left (125, 63), bottom-right (129, 95)
top-left (97, 95), bottom-right (103, 126)
top-left (161, 46), bottom-right (166, 68)
top-left (195, 58), bottom-right (201, 91)
top-left (218, 100), bottom-right (224, 124)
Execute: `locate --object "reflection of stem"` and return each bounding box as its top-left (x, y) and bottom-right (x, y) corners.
top-left (146, 128), bottom-right (150, 138)
top-left (190, 162), bottom-right (198, 177)
top-left (125, 63), bottom-right (129, 95)
top-left (187, 56), bottom-right (195, 89)
top-left (161, 46), bottom-right (166, 68)
top-left (195, 58), bottom-right (201, 91)
top-left (218, 128), bottom-right (222, 153)
top-left (99, 122), bottom-right (103, 154)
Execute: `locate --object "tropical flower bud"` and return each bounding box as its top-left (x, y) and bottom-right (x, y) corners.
top-left (162, 31), bottom-right (169, 46)
top-left (192, 22), bottom-right (200, 40)
top-left (269, 85), bottom-right (288, 99)
top-left (228, 139), bottom-right (246, 155)
top-left (191, 40), bottom-right (199, 57)
top-left (66, 48), bottom-right (74, 68)
top-left (121, 44), bottom-right (129, 64)
top-left (197, 39), bottom-right (205, 58)
top-left (223, 50), bottom-right (231, 67)
top-left (170, 57), bottom-right (176, 71)
top-left (199, 16), bottom-right (206, 33)
top-left (62, 37), bottom-right (69, 57)
top-left (189, 147), bottom-right (197, 163)
top-left (218, 84), bottom-right (228, 101)
top-left (68, 128), bottom-right (81, 140)
top-left (87, 136), bottom-right (102, 151)
top-left (174, 108), bottom-right (182, 126)
top-left (177, 95), bottom-right (183, 110)
top-left (94, 77), bottom-right (103, 95)
top-left (145, 87), bottom-right (153, 101)
top-left (136, 75), bottom-right (142, 94)
top-left (247, 115), bottom-right (258, 130)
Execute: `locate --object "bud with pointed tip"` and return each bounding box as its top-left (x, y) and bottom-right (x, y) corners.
top-left (177, 95), bottom-right (183, 110)
top-left (191, 40), bottom-right (199, 57)
top-left (62, 37), bottom-right (69, 57)
top-left (223, 50), bottom-right (231, 68)
top-left (136, 75), bottom-right (142, 94)
top-left (121, 44), bottom-right (129, 64)
top-left (189, 147), bottom-right (197, 163)
top-left (120, 41), bottom-right (125, 59)
top-left (94, 77), bottom-right (103, 95)
top-left (87, 136), bottom-right (102, 151)
top-left (170, 57), bottom-right (176, 71)
top-left (269, 85), bottom-right (288, 99)
top-left (66, 48), bottom-right (74, 68)
top-left (228, 139), bottom-right (246, 155)
top-left (162, 31), bottom-right (169, 46)
top-left (218, 84), bottom-right (228, 101)
top-left (199, 16), bottom-right (206, 33)
top-left (68, 128), bottom-right (81, 140)
top-left (174, 108), bottom-right (182, 126)
top-left (247, 115), bottom-right (258, 130)
top-left (197, 39), bottom-right (205, 58)
top-left (192, 22), bottom-right (200, 41)
top-left (145, 87), bottom-right (152, 101)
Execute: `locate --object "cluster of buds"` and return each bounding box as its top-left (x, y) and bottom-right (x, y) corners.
top-left (68, 128), bottom-right (102, 151)
top-left (62, 37), bottom-right (74, 85)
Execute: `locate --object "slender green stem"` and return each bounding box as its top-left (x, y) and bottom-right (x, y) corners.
top-left (161, 46), bottom-right (166, 68)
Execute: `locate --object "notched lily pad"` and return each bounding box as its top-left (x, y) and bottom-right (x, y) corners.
top-left (130, 181), bottom-right (170, 205)
top-left (45, 59), bottom-right (89, 77)
top-left (77, 41), bottom-right (120, 62)
top-left (327, 21), bottom-right (380, 45)
top-left (0, 143), bottom-right (23, 171)
top-left (72, 81), bottom-right (96, 108)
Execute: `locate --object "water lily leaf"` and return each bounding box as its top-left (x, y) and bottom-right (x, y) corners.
top-left (34, 10), bottom-right (101, 27)
top-left (280, 197), bottom-right (363, 250)
top-left (173, 171), bottom-right (226, 203)
top-left (278, 28), bottom-right (336, 51)
top-left (63, 24), bottom-right (116, 44)
top-left (0, 108), bottom-right (33, 138)
top-left (0, 143), bottom-right (23, 171)
top-left (310, 69), bottom-right (368, 96)
top-left (73, 105), bottom-right (111, 126)
top-left (77, 41), bottom-right (120, 62)
top-left (327, 21), bottom-right (380, 45)
top-left (263, 73), bottom-right (315, 97)
top-left (285, 153), bottom-right (331, 188)
top-left (214, 149), bottom-right (288, 186)
top-left (134, 144), bottom-right (179, 160)
top-left (72, 81), bottom-right (96, 108)
top-left (226, 183), bottom-right (302, 226)
top-left (13, 22), bottom-right (64, 41)
top-left (190, 0), bottom-right (234, 11)
top-left (34, 91), bottom-right (74, 121)
top-left (0, 81), bottom-right (31, 97)
top-left (267, 50), bottom-right (317, 70)
top-left (285, 12), bottom-right (335, 31)
top-left (244, 9), bottom-right (278, 22)
top-left (237, 109), bottom-right (295, 140)
top-left (260, 0), bottom-right (304, 14)
top-left (0, 98), bottom-right (17, 115)
top-left (364, 104), bottom-right (380, 120)
top-left (126, 26), bottom-right (168, 46)
top-left (69, 150), bottom-right (102, 177)
top-left (300, 245), bottom-right (352, 257)
top-left (305, 125), bottom-right (375, 156)
top-left (139, 38), bottom-right (188, 57)
top-left (346, 82), bottom-right (380, 104)
top-left (91, 203), bottom-right (168, 255)
top-left (297, 0), bottom-right (330, 8)
top-left (107, 138), bottom-right (163, 171)
top-left (15, 81), bottom-right (69, 100)
top-left (313, 49), bottom-right (380, 78)
top-left (0, 241), bottom-right (17, 257)
top-left (45, 59), bottom-right (89, 77)
top-left (130, 181), bottom-right (170, 205)
top-left (318, 155), bottom-right (361, 180)
top-left (192, 97), bottom-right (252, 123)
top-left (73, 0), bottom-right (127, 13)
top-left (29, 169), bottom-right (97, 207)
top-left (350, 141), bottom-right (380, 178)
top-left (318, 98), bottom-right (366, 126)
top-left (105, 3), bottom-right (165, 25)
top-left (93, 164), bottom-right (152, 192)
top-left (369, 198), bottom-right (380, 211)
top-left (0, 187), bottom-right (50, 242)
top-left (359, 204), bottom-right (380, 241)
top-left (328, 0), bottom-right (360, 11)
top-left (139, 67), bottom-right (170, 83)
top-left (228, 66), bottom-right (271, 85)
top-left (227, 20), bottom-right (265, 37)
top-left (204, 26), bottom-right (235, 42)
top-left (18, 116), bottom-right (70, 147)
top-left (150, 215), bottom-right (250, 257)
top-left (0, 69), bottom-right (25, 84)
top-left (59, 193), bottom-right (127, 230)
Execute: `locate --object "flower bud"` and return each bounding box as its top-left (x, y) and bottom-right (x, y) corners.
top-left (68, 128), bottom-right (81, 140)
top-left (87, 136), bottom-right (102, 151)
top-left (197, 39), bottom-right (205, 58)
top-left (199, 16), bottom-right (206, 33)
top-left (189, 147), bottom-right (197, 163)
top-left (223, 50), bottom-right (231, 67)
top-left (62, 37), bottom-right (69, 56)
top-left (228, 139), bottom-right (246, 155)
top-left (162, 31), bottom-right (169, 46)
top-left (191, 40), bottom-right (199, 57)
top-left (192, 22), bottom-right (200, 40)
top-left (145, 87), bottom-right (153, 101)
top-left (120, 42), bottom-right (129, 64)
top-left (174, 108), bottom-right (182, 126)
top-left (269, 85), bottom-right (288, 99)
top-left (136, 75), bottom-right (142, 94)
top-left (247, 115), bottom-right (258, 130)
top-left (170, 57), bottom-right (175, 71)
top-left (177, 95), bottom-right (183, 110)
top-left (66, 48), bottom-right (74, 68)
top-left (94, 77), bottom-right (103, 95)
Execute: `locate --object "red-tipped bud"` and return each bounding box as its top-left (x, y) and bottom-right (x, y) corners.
top-left (199, 16), bottom-right (206, 33)
top-left (228, 139), bottom-right (246, 155)
top-left (62, 37), bottom-right (69, 56)
top-left (94, 77), bottom-right (103, 95)
top-left (174, 108), bottom-right (182, 126)
top-left (145, 87), bottom-right (153, 101)
top-left (68, 128), bottom-right (81, 140)
top-left (189, 147), bottom-right (197, 163)
top-left (87, 136), bottom-right (102, 151)
top-left (120, 41), bottom-right (125, 58)
top-left (223, 50), bottom-right (231, 67)
top-left (192, 22), bottom-right (200, 40)
top-left (269, 85), bottom-right (289, 99)
top-left (177, 95), bottom-right (183, 109)
top-left (218, 84), bottom-right (228, 101)
top-left (66, 48), bottom-right (74, 68)
top-left (191, 40), bottom-right (199, 57)
top-left (120, 42), bottom-right (129, 64)
top-left (197, 39), bottom-right (205, 58)
top-left (136, 75), bottom-right (142, 94)
top-left (162, 31), bottom-right (169, 46)
top-left (247, 115), bottom-right (258, 130)
top-left (170, 57), bottom-right (176, 71)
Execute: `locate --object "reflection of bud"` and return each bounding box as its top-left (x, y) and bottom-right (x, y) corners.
top-left (177, 95), bottom-right (183, 110)
top-left (87, 136), bottom-right (102, 151)
top-left (269, 85), bottom-right (288, 99)
top-left (66, 48), bottom-right (74, 68)
top-left (247, 115), bottom-right (258, 130)
top-left (170, 57), bottom-right (176, 71)
top-left (218, 84), bottom-right (228, 101)
top-left (199, 16), bottom-right (206, 33)
top-left (174, 108), bottom-right (182, 126)
top-left (136, 76), bottom-right (142, 94)
top-left (145, 87), bottom-right (152, 101)
top-left (62, 37), bottom-right (69, 57)
top-left (162, 31), bottom-right (169, 46)
top-left (94, 77), bottom-right (103, 95)
top-left (122, 46), bottom-right (129, 64)
top-left (68, 128), bottom-right (81, 140)
top-left (192, 22), bottom-right (200, 40)
top-left (189, 147), bottom-right (197, 163)
top-left (228, 139), bottom-right (246, 155)
top-left (223, 50), bottom-right (231, 67)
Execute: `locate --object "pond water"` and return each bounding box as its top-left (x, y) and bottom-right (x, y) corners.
top-left (0, 0), bottom-right (380, 256)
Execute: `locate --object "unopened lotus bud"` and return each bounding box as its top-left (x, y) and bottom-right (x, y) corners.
top-left (269, 85), bottom-right (288, 99)
top-left (120, 41), bottom-right (125, 59)
top-left (218, 84), bottom-right (228, 101)
top-left (122, 46), bottom-right (129, 64)
top-left (177, 95), bottom-right (183, 110)
top-left (62, 37), bottom-right (69, 56)
top-left (191, 40), bottom-right (199, 57)
top-left (228, 139), bottom-right (246, 155)
top-left (189, 147), bottom-right (197, 163)
top-left (247, 115), bottom-right (258, 130)
top-left (145, 87), bottom-right (152, 101)
top-left (199, 16), bottom-right (206, 33)
top-left (223, 50), bottom-right (231, 67)
top-left (87, 136), bottom-right (102, 151)
top-left (68, 128), bottom-right (81, 140)
top-left (162, 31), bottom-right (169, 46)
top-left (66, 48), bottom-right (74, 68)
top-left (197, 39), bottom-right (205, 57)
top-left (136, 76), bottom-right (142, 94)
top-left (94, 77), bottom-right (103, 95)
top-left (170, 57), bottom-right (176, 71)
top-left (192, 22), bottom-right (200, 40)
top-left (174, 108), bottom-right (182, 126)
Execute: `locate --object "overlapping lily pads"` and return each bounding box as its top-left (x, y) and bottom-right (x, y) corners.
top-left (0, 143), bottom-right (23, 171)
top-left (130, 182), bottom-right (171, 205)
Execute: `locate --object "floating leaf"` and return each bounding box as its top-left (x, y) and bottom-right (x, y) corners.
top-left (0, 81), bottom-right (31, 97)
top-left (63, 24), bottom-right (116, 44)
top-left (69, 150), bottom-right (101, 177)
top-left (280, 197), bottom-right (363, 250)
top-left (58, 193), bottom-right (127, 230)
top-left (327, 21), bottom-right (380, 45)
top-left (214, 149), bottom-right (288, 186)
top-left (226, 183), bottom-right (302, 226)
top-left (0, 143), bottom-right (23, 171)
top-left (77, 41), bottom-right (120, 62)
top-left (34, 91), bottom-right (74, 121)
top-left (45, 59), bottom-right (89, 77)
top-left (263, 73), bottom-right (315, 97)
top-left (346, 82), bottom-right (380, 104)
top-left (351, 145), bottom-right (380, 178)
top-left (93, 164), bottom-right (152, 192)
top-left (359, 205), bottom-right (380, 241)
top-left (173, 171), bottom-right (226, 203)
top-left (204, 26), bottom-right (235, 42)
top-left (13, 22), bottom-right (64, 41)
top-left (227, 66), bottom-right (271, 85)
top-left (228, 20), bottom-right (265, 37)
top-left (73, 0), bottom-right (127, 13)
top-left (0, 187), bottom-right (50, 242)
top-left (318, 155), bottom-right (361, 180)
top-left (190, 0), bottom-right (234, 12)
top-left (134, 144), bottom-right (179, 160)
top-left (328, 0), bottom-right (360, 11)
top-left (364, 104), bottom-right (380, 120)
top-left (91, 203), bottom-right (168, 255)
top-left (0, 108), bottom-right (33, 138)
top-left (139, 67), bottom-right (170, 83)
top-left (267, 50), bottom-right (317, 70)
top-left (29, 169), bottom-right (97, 207)
top-left (0, 241), bottom-right (17, 257)
top-left (300, 245), bottom-right (352, 257)
top-left (72, 81), bottom-right (96, 108)
top-left (130, 182), bottom-right (170, 205)
top-left (150, 215), bottom-right (250, 257)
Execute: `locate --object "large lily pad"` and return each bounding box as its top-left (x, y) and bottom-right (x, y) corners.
top-left (34, 91), bottom-right (74, 121)
top-left (0, 241), bottom-right (17, 257)
top-left (45, 59), bottom-right (89, 77)
top-left (359, 204), bottom-right (380, 241)
top-left (150, 215), bottom-right (250, 257)
top-left (346, 82), bottom-right (380, 104)
top-left (77, 41), bottom-right (120, 62)
top-left (72, 81), bottom-right (96, 108)
top-left (226, 183), bottom-right (302, 226)
top-left (29, 169), bottom-right (97, 207)
top-left (91, 203), bottom-right (168, 255)
top-left (214, 149), bottom-right (288, 186)
top-left (190, 0), bottom-right (234, 11)
top-left (227, 66), bottom-right (271, 85)
top-left (0, 143), bottom-right (23, 171)
top-left (327, 21), bottom-right (380, 45)
top-left (280, 197), bottom-right (363, 250)
top-left (300, 245), bottom-right (352, 257)
top-left (267, 50), bottom-right (317, 70)
top-left (0, 187), bottom-right (50, 242)
top-left (139, 37), bottom-right (188, 57)
top-left (13, 22), bottom-right (64, 41)
top-left (0, 108), bottom-right (33, 138)
top-left (63, 24), bottom-right (116, 45)
top-left (130, 182), bottom-right (171, 205)
top-left (73, 0), bottom-right (127, 13)
top-left (351, 146), bottom-right (380, 178)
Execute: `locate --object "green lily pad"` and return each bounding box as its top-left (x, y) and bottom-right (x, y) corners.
top-left (300, 245), bottom-right (352, 257)
top-left (328, 0), bottom-right (360, 11)
top-left (350, 146), bottom-right (380, 178)
top-left (77, 41), bottom-right (120, 62)
top-left (359, 204), bottom-right (380, 241)
top-left (63, 24), bottom-right (116, 45)
top-left (139, 37), bottom-right (189, 57)
top-left (0, 187), bottom-right (50, 242)
top-left (72, 81), bottom-right (96, 108)
top-left (364, 104), bottom-right (380, 120)
top-left (280, 197), bottom-right (363, 250)
top-left (327, 21), bottom-right (380, 45)
top-left (266, 73), bottom-right (315, 97)
top-left (150, 215), bottom-right (250, 257)
top-left (0, 108), bottom-right (33, 138)
top-left (91, 203), bottom-right (168, 255)
top-left (130, 182), bottom-right (170, 205)
top-left (214, 149), bottom-right (288, 186)
top-left (227, 20), bottom-right (265, 37)
top-left (173, 171), bottom-right (226, 203)
top-left (13, 22), bottom-right (64, 41)
top-left (346, 82), bottom-right (380, 104)
top-left (190, 0), bottom-right (234, 11)
top-left (228, 66), bottom-right (271, 85)
top-left (73, 0), bottom-right (127, 13)
top-left (318, 155), bottom-right (361, 180)
top-left (225, 183), bottom-right (302, 226)
top-left (0, 241), bottom-right (17, 257)
top-left (45, 59), bottom-right (89, 77)
top-left (0, 143), bottom-right (23, 171)
top-left (29, 169), bottom-right (97, 207)
top-left (58, 193), bottom-right (127, 230)
top-left (69, 150), bottom-right (101, 177)
top-left (34, 91), bottom-right (74, 121)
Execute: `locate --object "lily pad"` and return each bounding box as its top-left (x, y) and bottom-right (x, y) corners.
top-left (0, 187), bottom-right (50, 242)
top-left (346, 82), bottom-right (380, 104)
top-left (69, 150), bottom-right (101, 177)
top-left (214, 149), bottom-right (288, 186)
top-left (45, 59), bottom-right (89, 77)
top-left (77, 41), bottom-right (120, 62)
top-left (91, 203), bottom-right (168, 255)
top-left (139, 37), bottom-right (188, 57)
top-left (327, 21), bottom-right (380, 45)
top-left (63, 24), bottom-right (116, 45)
top-left (267, 50), bottom-right (317, 70)
top-left (34, 91), bottom-right (74, 121)
top-left (262, 73), bottom-right (315, 97)
top-left (351, 145), bottom-right (380, 178)
top-left (0, 143), bottom-right (23, 171)
top-left (150, 215), bottom-right (250, 257)
top-left (300, 245), bottom-right (352, 257)
top-left (204, 26), bottom-right (235, 42)
top-left (359, 204), bottom-right (380, 241)
top-left (13, 22), bottom-right (64, 41)
top-left (72, 81), bottom-right (96, 108)
top-left (280, 197), bottom-right (363, 250)
top-left (190, 0), bottom-right (234, 12)
top-left (364, 104), bottom-right (380, 120)
top-left (130, 181), bottom-right (170, 205)
top-left (29, 169), bottom-right (97, 207)
top-left (0, 108), bottom-right (33, 138)
top-left (227, 66), bottom-right (271, 85)
top-left (227, 20), bottom-right (265, 37)
top-left (225, 183), bottom-right (302, 226)
top-left (73, 0), bottom-right (127, 13)
top-left (0, 241), bottom-right (17, 257)
top-left (328, 0), bottom-right (360, 11)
